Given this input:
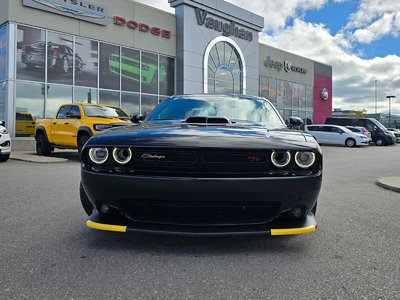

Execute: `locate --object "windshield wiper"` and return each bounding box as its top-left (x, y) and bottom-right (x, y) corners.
top-left (153, 118), bottom-right (177, 121)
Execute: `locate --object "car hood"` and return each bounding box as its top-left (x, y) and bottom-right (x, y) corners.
top-left (87, 124), bottom-right (319, 150)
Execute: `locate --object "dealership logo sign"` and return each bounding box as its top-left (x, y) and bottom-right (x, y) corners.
top-left (321, 88), bottom-right (329, 100)
top-left (114, 17), bottom-right (171, 39)
top-left (22, 0), bottom-right (108, 26)
top-left (195, 8), bottom-right (253, 42)
top-left (264, 56), bottom-right (307, 74)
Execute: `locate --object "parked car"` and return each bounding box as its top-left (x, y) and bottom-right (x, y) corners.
top-left (21, 41), bottom-right (84, 74)
top-left (108, 54), bottom-right (166, 84)
top-left (387, 128), bottom-right (400, 143)
top-left (305, 124), bottom-right (369, 147)
top-left (0, 121), bottom-right (11, 162)
top-left (345, 126), bottom-right (372, 142)
top-left (81, 94), bottom-right (322, 236)
top-left (35, 103), bottom-right (131, 155)
top-left (325, 117), bottom-right (395, 146)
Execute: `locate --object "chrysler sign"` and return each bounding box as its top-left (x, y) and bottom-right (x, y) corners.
top-left (22, 0), bottom-right (108, 26)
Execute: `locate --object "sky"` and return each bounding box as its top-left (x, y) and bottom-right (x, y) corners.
top-left (136, 0), bottom-right (400, 115)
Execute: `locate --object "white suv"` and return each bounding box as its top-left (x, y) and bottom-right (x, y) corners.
top-left (0, 121), bottom-right (11, 162)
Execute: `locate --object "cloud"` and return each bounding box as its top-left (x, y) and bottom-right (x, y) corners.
top-left (345, 0), bottom-right (400, 44)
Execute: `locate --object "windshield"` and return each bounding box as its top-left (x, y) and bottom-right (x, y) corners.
top-left (370, 118), bottom-right (388, 131)
top-left (83, 106), bottom-right (130, 118)
top-left (147, 95), bottom-right (286, 128)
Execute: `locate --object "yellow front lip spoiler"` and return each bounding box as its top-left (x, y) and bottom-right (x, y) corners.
top-left (86, 220), bottom-right (127, 233)
top-left (270, 225), bottom-right (316, 236)
top-left (86, 220), bottom-right (316, 236)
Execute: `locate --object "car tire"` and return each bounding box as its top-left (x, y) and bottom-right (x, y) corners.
top-left (78, 134), bottom-right (90, 155)
top-left (36, 133), bottom-right (52, 156)
top-left (80, 182), bottom-right (94, 216)
top-left (375, 138), bottom-right (384, 146)
top-left (0, 153), bottom-right (10, 162)
top-left (345, 138), bottom-right (356, 147)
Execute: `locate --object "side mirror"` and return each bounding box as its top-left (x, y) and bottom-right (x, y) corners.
top-left (131, 114), bottom-right (145, 124)
top-left (288, 116), bottom-right (303, 129)
top-left (0, 120), bottom-right (5, 127)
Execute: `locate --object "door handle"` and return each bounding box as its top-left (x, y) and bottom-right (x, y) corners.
top-left (52, 122), bottom-right (56, 124)
top-left (64, 122), bottom-right (69, 125)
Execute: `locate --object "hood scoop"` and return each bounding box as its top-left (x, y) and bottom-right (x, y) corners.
top-left (185, 116), bottom-right (231, 125)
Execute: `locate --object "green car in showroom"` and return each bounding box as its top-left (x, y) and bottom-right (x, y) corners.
top-left (108, 54), bottom-right (166, 84)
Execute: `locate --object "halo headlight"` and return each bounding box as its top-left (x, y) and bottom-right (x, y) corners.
top-left (271, 151), bottom-right (291, 168)
top-left (112, 147), bottom-right (132, 165)
top-left (294, 151), bottom-right (316, 169)
top-left (88, 148), bottom-right (109, 165)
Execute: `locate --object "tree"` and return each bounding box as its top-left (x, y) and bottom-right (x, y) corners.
top-left (349, 110), bottom-right (367, 118)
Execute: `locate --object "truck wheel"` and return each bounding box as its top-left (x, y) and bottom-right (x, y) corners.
top-left (78, 134), bottom-right (90, 155)
top-left (80, 182), bottom-right (94, 216)
top-left (375, 138), bottom-right (384, 146)
top-left (0, 154), bottom-right (10, 162)
top-left (36, 133), bottom-right (52, 156)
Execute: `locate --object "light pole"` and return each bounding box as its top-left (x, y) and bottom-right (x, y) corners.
top-left (386, 95), bottom-right (395, 127)
top-left (374, 80), bottom-right (377, 114)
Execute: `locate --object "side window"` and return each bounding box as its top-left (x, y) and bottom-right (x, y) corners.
top-left (70, 106), bottom-right (81, 118)
top-left (56, 106), bottom-right (71, 119)
top-left (322, 126), bottom-right (332, 132)
top-left (307, 126), bottom-right (315, 131)
top-left (331, 127), bottom-right (341, 133)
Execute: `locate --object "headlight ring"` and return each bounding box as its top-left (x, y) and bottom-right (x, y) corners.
top-left (112, 147), bottom-right (132, 165)
top-left (88, 148), bottom-right (109, 165)
top-left (271, 151), bottom-right (291, 168)
top-left (294, 151), bottom-right (316, 169)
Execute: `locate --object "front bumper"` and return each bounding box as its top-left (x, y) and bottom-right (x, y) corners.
top-left (82, 170), bottom-right (321, 234)
top-left (0, 134), bottom-right (11, 154)
top-left (86, 211), bottom-right (317, 236)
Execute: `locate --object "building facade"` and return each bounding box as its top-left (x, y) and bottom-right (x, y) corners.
top-left (0, 0), bottom-right (332, 143)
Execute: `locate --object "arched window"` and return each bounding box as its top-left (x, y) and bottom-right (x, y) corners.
top-left (204, 37), bottom-right (245, 94)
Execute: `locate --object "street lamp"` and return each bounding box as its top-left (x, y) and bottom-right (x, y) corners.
top-left (386, 95), bottom-right (395, 127)
top-left (374, 80), bottom-right (377, 114)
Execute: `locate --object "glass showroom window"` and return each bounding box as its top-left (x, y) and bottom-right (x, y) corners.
top-left (207, 41), bottom-right (243, 94)
top-left (15, 82), bottom-right (45, 137)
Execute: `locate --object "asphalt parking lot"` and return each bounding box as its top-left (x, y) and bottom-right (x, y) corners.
top-left (1, 145), bottom-right (399, 299)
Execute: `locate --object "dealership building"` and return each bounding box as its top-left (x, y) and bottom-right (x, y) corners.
top-left (0, 0), bottom-right (332, 145)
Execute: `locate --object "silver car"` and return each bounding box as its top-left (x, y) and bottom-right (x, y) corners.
top-left (305, 124), bottom-right (369, 147)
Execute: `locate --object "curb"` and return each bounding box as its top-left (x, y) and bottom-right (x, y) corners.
top-left (376, 177), bottom-right (400, 193)
top-left (10, 152), bottom-right (70, 163)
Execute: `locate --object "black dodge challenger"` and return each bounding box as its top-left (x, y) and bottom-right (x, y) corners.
top-left (80, 94), bottom-right (322, 236)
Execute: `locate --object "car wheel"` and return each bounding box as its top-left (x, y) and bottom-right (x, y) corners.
top-left (345, 138), bottom-right (356, 147)
top-left (0, 153), bottom-right (10, 162)
top-left (80, 182), bottom-right (94, 216)
top-left (375, 138), bottom-right (384, 146)
top-left (36, 133), bottom-right (52, 156)
top-left (78, 134), bottom-right (90, 155)
top-left (61, 57), bottom-right (69, 74)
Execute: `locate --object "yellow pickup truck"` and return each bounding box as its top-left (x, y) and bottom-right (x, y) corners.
top-left (35, 103), bottom-right (132, 155)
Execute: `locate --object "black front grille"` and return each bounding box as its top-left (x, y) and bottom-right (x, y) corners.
top-left (132, 148), bottom-right (271, 176)
top-left (119, 200), bottom-right (281, 226)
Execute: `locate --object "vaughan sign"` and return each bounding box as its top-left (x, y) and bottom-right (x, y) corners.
top-left (195, 8), bottom-right (253, 42)
top-left (22, 0), bottom-right (108, 26)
